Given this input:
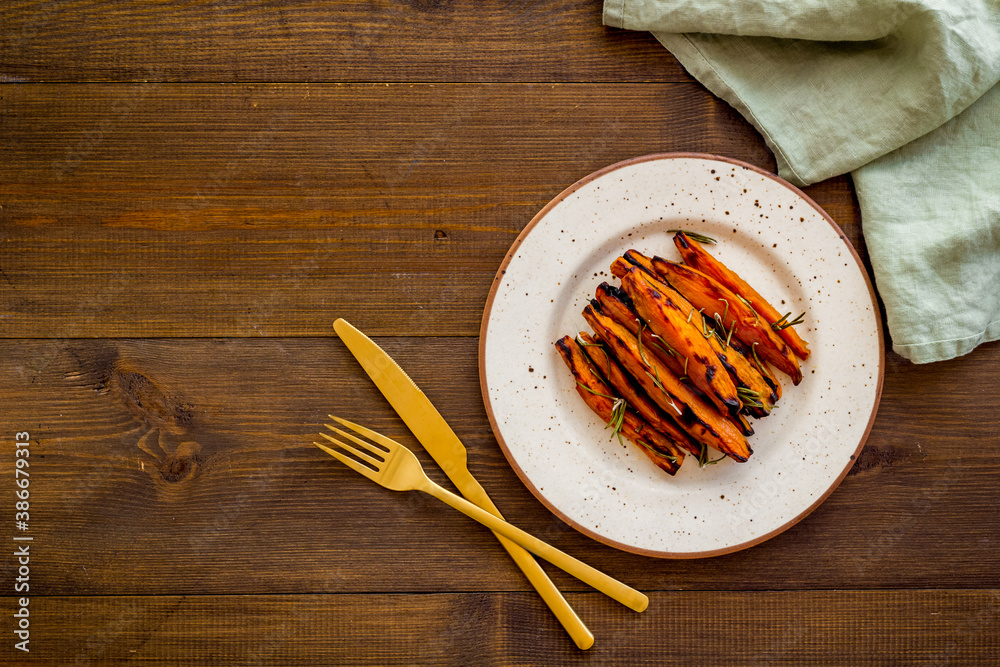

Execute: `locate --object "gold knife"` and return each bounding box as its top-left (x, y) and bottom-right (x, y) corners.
top-left (333, 318), bottom-right (597, 650)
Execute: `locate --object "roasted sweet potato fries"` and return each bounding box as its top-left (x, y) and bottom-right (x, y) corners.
top-left (555, 230), bottom-right (810, 474)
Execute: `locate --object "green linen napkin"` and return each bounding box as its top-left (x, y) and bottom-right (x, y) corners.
top-left (604, 0), bottom-right (1000, 362)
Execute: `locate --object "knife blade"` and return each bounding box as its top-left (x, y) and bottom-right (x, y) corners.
top-left (333, 318), bottom-right (595, 650)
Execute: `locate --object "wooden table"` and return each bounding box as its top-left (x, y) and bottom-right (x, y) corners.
top-left (2, 2), bottom-right (998, 663)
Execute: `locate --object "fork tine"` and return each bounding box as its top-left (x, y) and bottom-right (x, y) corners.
top-left (329, 415), bottom-right (400, 451)
top-left (318, 431), bottom-right (385, 467)
top-left (323, 423), bottom-right (391, 458)
top-left (313, 441), bottom-right (381, 478)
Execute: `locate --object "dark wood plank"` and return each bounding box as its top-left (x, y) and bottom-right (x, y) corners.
top-left (2, 337), bottom-right (997, 596)
top-left (3, 2), bottom-right (993, 664)
top-left (1, 0), bottom-right (684, 83)
top-left (0, 82), bottom-right (860, 338)
top-left (7, 591), bottom-right (999, 664)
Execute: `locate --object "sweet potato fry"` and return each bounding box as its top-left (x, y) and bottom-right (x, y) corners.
top-left (593, 282), bottom-right (686, 375)
top-left (555, 336), bottom-right (684, 474)
top-left (674, 231), bottom-right (811, 359)
top-left (619, 267), bottom-right (742, 418)
top-left (582, 303), bottom-right (752, 462)
top-left (732, 335), bottom-right (783, 402)
top-left (618, 252), bottom-right (776, 414)
top-left (577, 331), bottom-right (702, 457)
top-left (651, 257), bottom-right (803, 385)
top-left (594, 281), bottom-right (757, 434)
top-left (623, 249), bottom-right (658, 275)
top-left (610, 257), bottom-right (629, 280)
top-left (611, 253), bottom-right (657, 280)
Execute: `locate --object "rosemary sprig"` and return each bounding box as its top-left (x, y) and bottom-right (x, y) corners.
top-left (772, 311), bottom-right (805, 331)
top-left (637, 321), bottom-right (650, 365)
top-left (686, 306), bottom-right (706, 328)
top-left (575, 381), bottom-right (628, 445)
top-left (718, 298), bottom-right (730, 325)
top-left (710, 312), bottom-right (737, 350)
top-left (644, 368), bottom-right (682, 415)
top-left (650, 333), bottom-right (678, 358)
top-left (575, 381), bottom-right (615, 401)
top-left (668, 229), bottom-right (717, 245)
top-left (633, 437), bottom-right (680, 464)
top-left (697, 443), bottom-right (728, 467)
top-left (576, 335), bottom-right (611, 378)
top-left (605, 397), bottom-right (627, 445)
top-left (736, 387), bottom-right (764, 409)
top-left (639, 327), bottom-right (682, 416)
top-left (699, 314), bottom-right (715, 340)
top-left (678, 357), bottom-right (690, 383)
top-left (736, 294), bottom-right (759, 318)
top-left (711, 314), bottom-right (726, 344)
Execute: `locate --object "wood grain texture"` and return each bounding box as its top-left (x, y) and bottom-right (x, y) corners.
top-left (0, 82), bottom-right (858, 338)
top-left (1, 0), bottom-right (684, 83)
top-left (7, 591), bottom-right (999, 664)
top-left (4, 2), bottom-right (996, 660)
top-left (2, 338), bottom-right (997, 597)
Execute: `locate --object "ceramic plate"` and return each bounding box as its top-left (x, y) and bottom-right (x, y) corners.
top-left (479, 154), bottom-right (884, 558)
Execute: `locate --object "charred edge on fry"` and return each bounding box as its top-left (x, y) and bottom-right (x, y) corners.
top-left (583, 331), bottom-right (704, 457)
top-left (597, 282), bottom-right (635, 310)
top-left (705, 287), bottom-right (774, 415)
top-left (595, 289), bottom-right (686, 373)
top-left (561, 333), bottom-right (683, 473)
top-left (735, 413), bottom-right (755, 437)
top-left (722, 336), bottom-right (779, 406)
top-left (622, 250), bottom-right (659, 276)
top-left (622, 269), bottom-right (743, 419)
top-left (585, 308), bottom-right (750, 463)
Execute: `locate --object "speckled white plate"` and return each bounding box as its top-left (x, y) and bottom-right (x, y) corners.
top-left (479, 154), bottom-right (884, 558)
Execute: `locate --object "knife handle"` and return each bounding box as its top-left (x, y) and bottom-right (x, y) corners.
top-left (422, 480), bottom-right (649, 614)
top-left (493, 531), bottom-right (595, 649)
top-left (445, 470), bottom-right (594, 649)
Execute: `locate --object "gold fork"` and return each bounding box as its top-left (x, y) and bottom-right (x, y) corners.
top-left (315, 416), bottom-right (648, 613)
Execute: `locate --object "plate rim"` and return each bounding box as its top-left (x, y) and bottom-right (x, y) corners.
top-left (478, 152), bottom-right (885, 559)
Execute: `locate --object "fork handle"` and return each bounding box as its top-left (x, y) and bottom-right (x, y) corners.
top-left (422, 480), bottom-right (649, 613)
top-left (450, 473), bottom-right (595, 649)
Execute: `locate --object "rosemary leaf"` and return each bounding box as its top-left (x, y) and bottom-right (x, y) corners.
top-left (737, 294), bottom-right (759, 318)
top-left (668, 229), bottom-right (717, 245)
top-left (575, 381), bottom-right (615, 401)
top-left (718, 298), bottom-right (730, 324)
top-left (637, 322), bottom-right (650, 365)
top-left (736, 387), bottom-right (764, 409)
top-left (605, 397), bottom-right (627, 445)
top-left (633, 438), bottom-right (680, 464)
top-left (651, 333), bottom-right (678, 358)
top-left (772, 311), bottom-right (806, 331)
top-left (698, 443), bottom-right (727, 467)
top-left (700, 314), bottom-right (714, 339)
top-left (645, 369), bottom-right (682, 415)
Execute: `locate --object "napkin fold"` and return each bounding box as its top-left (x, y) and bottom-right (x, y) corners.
top-left (605, 0), bottom-right (1000, 362)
